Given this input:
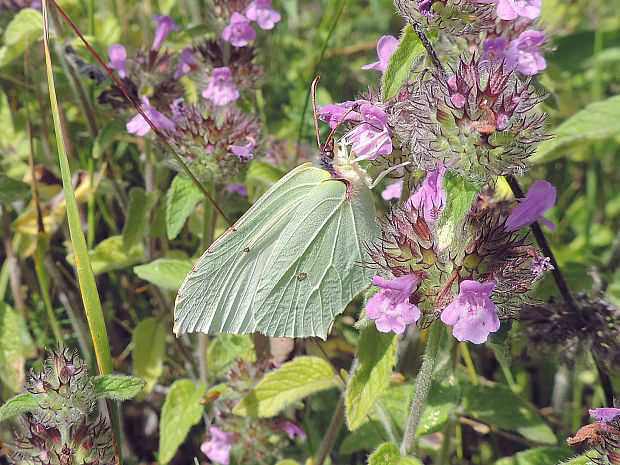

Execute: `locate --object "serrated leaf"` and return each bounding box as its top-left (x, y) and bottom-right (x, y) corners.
top-left (346, 326), bottom-right (398, 430)
top-left (0, 393), bottom-right (38, 422)
top-left (133, 259), bottom-right (193, 290)
top-left (0, 173), bottom-right (30, 204)
top-left (494, 446), bottom-right (574, 465)
top-left (122, 187), bottom-right (157, 252)
top-left (132, 317), bottom-right (167, 396)
top-left (93, 375), bottom-right (145, 400)
top-left (92, 122), bottom-right (125, 159)
top-left (233, 356), bottom-right (338, 417)
top-left (368, 443), bottom-right (423, 465)
top-left (0, 302), bottom-right (24, 392)
top-left (437, 171), bottom-right (481, 250)
top-left (166, 175), bottom-right (204, 240)
top-left (381, 25), bottom-right (426, 101)
top-left (531, 95), bottom-right (620, 163)
top-left (66, 235), bottom-right (144, 276)
top-left (461, 381), bottom-right (556, 444)
top-left (159, 379), bottom-right (206, 465)
top-left (0, 9), bottom-right (43, 67)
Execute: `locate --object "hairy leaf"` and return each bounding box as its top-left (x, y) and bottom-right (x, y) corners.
top-left (93, 375), bottom-right (146, 400)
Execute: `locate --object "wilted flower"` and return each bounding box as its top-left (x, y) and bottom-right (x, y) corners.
top-left (202, 67), bottom-right (240, 106)
top-left (366, 275), bottom-right (422, 334)
top-left (201, 427), bottom-right (236, 465)
top-left (382, 180), bottom-right (403, 200)
top-left (230, 139), bottom-right (256, 162)
top-left (505, 180), bottom-right (556, 231)
top-left (107, 44), bottom-right (127, 78)
top-left (361, 35), bottom-right (398, 73)
top-left (245, 0), bottom-right (281, 30)
top-left (222, 12), bottom-right (256, 47)
top-left (126, 95), bottom-right (175, 136)
top-left (174, 47), bottom-right (197, 79)
top-left (441, 280), bottom-right (500, 344)
top-left (406, 166), bottom-right (446, 222)
top-left (506, 30), bottom-right (547, 75)
top-left (346, 103), bottom-right (393, 160)
top-left (151, 14), bottom-right (179, 51)
top-left (277, 421), bottom-right (307, 440)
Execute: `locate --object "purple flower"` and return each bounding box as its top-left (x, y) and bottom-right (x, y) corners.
top-left (361, 35), bottom-right (398, 73)
top-left (482, 37), bottom-right (508, 64)
top-left (381, 180), bottom-right (403, 200)
top-left (492, 0), bottom-right (541, 20)
top-left (441, 280), bottom-right (500, 344)
top-left (406, 165), bottom-right (446, 221)
top-left (317, 100), bottom-right (365, 129)
top-left (222, 12), bottom-right (256, 47)
top-left (230, 139), bottom-right (256, 162)
top-left (589, 407), bottom-right (620, 424)
top-left (505, 180), bottom-right (556, 232)
top-left (201, 427), bottom-right (236, 465)
top-left (416, 0), bottom-right (435, 17)
top-left (505, 30), bottom-right (547, 75)
top-left (530, 255), bottom-right (552, 278)
top-left (346, 103), bottom-right (393, 161)
top-left (202, 67), bottom-right (240, 106)
top-left (226, 184), bottom-right (248, 197)
top-left (366, 275), bottom-right (421, 334)
top-left (174, 48), bottom-right (196, 80)
top-left (151, 14), bottom-right (179, 51)
top-left (277, 421), bottom-right (306, 440)
top-left (107, 44), bottom-right (127, 78)
top-left (126, 96), bottom-right (175, 136)
top-left (245, 0), bottom-right (281, 30)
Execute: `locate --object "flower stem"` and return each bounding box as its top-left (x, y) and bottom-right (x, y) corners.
top-left (315, 397), bottom-right (345, 465)
top-left (400, 321), bottom-right (443, 456)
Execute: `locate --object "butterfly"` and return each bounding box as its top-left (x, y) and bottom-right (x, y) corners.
top-left (173, 78), bottom-right (378, 339)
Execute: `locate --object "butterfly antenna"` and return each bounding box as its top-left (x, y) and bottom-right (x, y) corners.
top-left (311, 76), bottom-right (322, 148)
top-left (326, 103), bottom-right (360, 147)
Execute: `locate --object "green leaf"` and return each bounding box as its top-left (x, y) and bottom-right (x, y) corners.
top-left (0, 302), bottom-right (24, 392)
top-left (233, 356), bottom-right (338, 417)
top-left (92, 122), bottom-right (125, 159)
top-left (340, 420), bottom-right (385, 454)
top-left (93, 375), bottom-right (146, 400)
top-left (245, 160), bottom-right (286, 202)
top-left (159, 379), bottom-right (206, 465)
top-left (66, 235), bottom-right (144, 276)
top-left (132, 317), bottom-right (167, 396)
top-left (346, 326), bottom-right (398, 430)
top-left (368, 443), bottom-right (423, 465)
top-left (556, 453), bottom-right (601, 465)
top-left (381, 25), bottom-right (426, 101)
top-left (461, 381), bottom-right (556, 444)
top-left (166, 174), bottom-right (204, 240)
top-left (531, 95), bottom-right (620, 163)
top-left (0, 8), bottom-right (43, 67)
top-left (494, 447), bottom-right (575, 465)
top-left (133, 259), bottom-right (193, 290)
top-left (122, 187), bottom-right (157, 252)
top-left (207, 334), bottom-right (256, 377)
top-left (275, 461), bottom-right (301, 465)
top-left (417, 379), bottom-right (458, 435)
top-left (0, 393), bottom-right (38, 422)
top-left (0, 173), bottom-right (30, 204)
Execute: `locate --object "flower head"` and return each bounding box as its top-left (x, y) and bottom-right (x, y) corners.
top-left (151, 14), bottom-right (179, 51)
top-left (590, 408), bottom-right (620, 425)
top-left (126, 96), bottom-right (175, 136)
top-left (277, 421), bottom-right (307, 440)
top-left (441, 280), bottom-right (500, 344)
top-left (174, 47), bottom-right (197, 80)
top-left (506, 30), bottom-right (547, 75)
top-left (222, 12), bottom-right (257, 47)
top-left (245, 0), bottom-right (281, 30)
top-left (382, 180), bottom-right (403, 200)
top-left (361, 35), bottom-right (398, 73)
top-left (202, 67), bottom-right (240, 106)
top-left (366, 275), bottom-right (422, 334)
top-left (317, 99), bottom-right (365, 129)
top-left (201, 427), bottom-right (236, 465)
top-left (406, 165), bottom-right (446, 221)
top-left (107, 44), bottom-right (127, 78)
top-left (346, 103), bottom-right (393, 160)
top-left (505, 180), bottom-right (556, 231)
top-left (230, 139), bottom-right (256, 162)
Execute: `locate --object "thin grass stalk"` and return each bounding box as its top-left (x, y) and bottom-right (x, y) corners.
top-left (41, 1), bottom-right (122, 462)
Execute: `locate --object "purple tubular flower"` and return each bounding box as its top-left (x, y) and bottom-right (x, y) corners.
top-left (151, 14), bottom-right (179, 51)
top-left (245, 0), bottom-right (281, 30)
top-left (317, 100), bottom-right (365, 129)
top-left (230, 139), bottom-right (256, 162)
top-left (174, 48), bottom-right (196, 80)
top-left (277, 422), bottom-right (306, 440)
top-left (406, 165), bottom-right (446, 221)
top-left (482, 37), bottom-right (508, 64)
top-left (381, 180), bottom-right (403, 200)
top-left (222, 12), bottom-right (257, 47)
top-left (347, 103), bottom-right (393, 160)
top-left (201, 427), bottom-right (236, 465)
top-left (589, 407), bottom-right (620, 424)
top-left (226, 184), bottom-right (247, 196)
top-left (506, 30), bottom-right (547, 75)
top-left (441, 280), bottom-right (500, 344)
top-left (416, 0), bottom-right (435, 17)
top-left (366, 275), bottom-right (421, 334)
top-left (505, 180), bottom-right (556, 232)
top-left (107, 44), bottom-right (127, 78)
top-left (361, 35), bottom-right (398, 73)
top-left (202, 67), bottom-right (240, 106)
top-left (495, 0), bottom-right (541, 20)
top-left (126, 96), bottom-right (175, 136)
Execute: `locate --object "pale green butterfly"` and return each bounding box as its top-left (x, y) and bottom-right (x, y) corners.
top-left (173, 80), bottom-right (379, 339)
